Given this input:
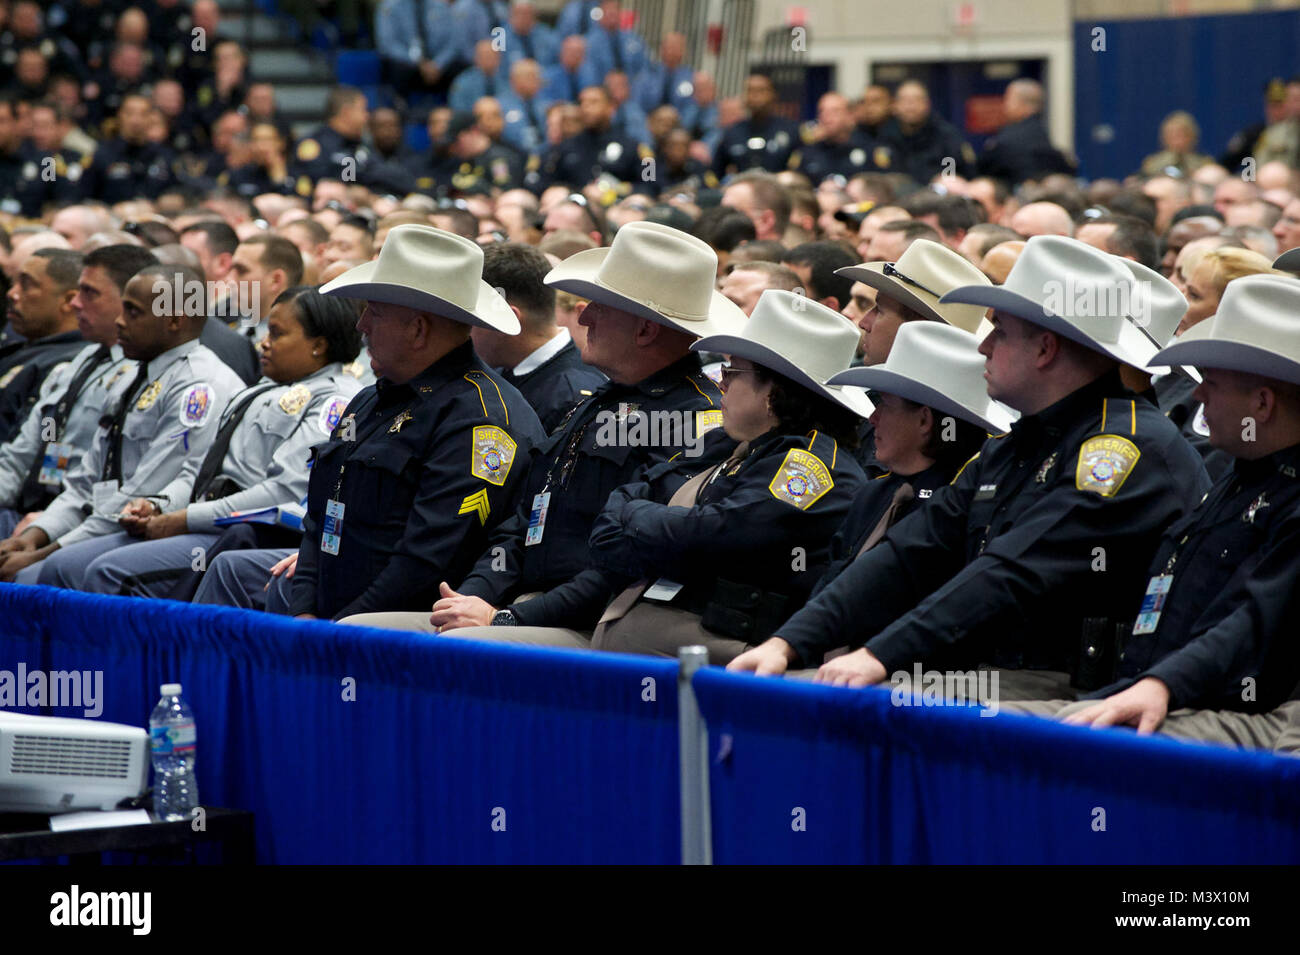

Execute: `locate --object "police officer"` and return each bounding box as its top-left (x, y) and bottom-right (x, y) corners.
top-left (0, 245), bottom-right (153, 537)
top-left (83, 94), bottom-right (177, 205)
top-left (539, 85), bottom-right (653, 195)
top-left (0, 264), bottom-right (244, 585)
top-left (796, 92), bottom-right (891, 186)
top-left (15, 101), bottom-right (91, 216)
top-left (339, 221), bottom-right (744, 636)
top-left (75, 289), bottom-right (363, 597)
top-left (712, 72), bottom-right (800, 178)
top-left (977, 79), bottom-right (1074, 186)
top-left (0, 249), bottom-right (87, 443)
top-left (285, 225), bottom-right (545, 620)
top-left (879, 80), bottom-right (975, 184)
top-left (414, 111), bottom-right (523, 198)
top-left (1004, 275), bottom-right (1300, 752)
top-left (730, 237), bottom-right (1212, 700)
top-left (290, 86), bottom-right (371, 193)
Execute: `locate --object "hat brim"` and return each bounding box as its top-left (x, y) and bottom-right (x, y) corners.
top-left (1274, 247), bottom-right (1300, 273)
top-left (940, 284), bottom-right (1158, 369)
top-left (826, 366), bottom-right (1014, 434)
top-left (321, 260), bottom-right (520, 333)
top-left (836, 263), bottom-right (946, 324)
top-left (1152, 318), bottom-right (1300, 386)
top-left (691, 334), bottom-right (875, 418)
top-left (545, 247), bottom-right (747, 339)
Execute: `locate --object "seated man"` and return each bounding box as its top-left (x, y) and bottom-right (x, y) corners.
top-left (287, 226), bottom-right (546, 620)
top-left (1004, 274), bottom-right (1300, 753)
top-left (730, 237), bottom-right (1212, 700)
top-left (75, 288), bottom-right (362, 596)
top-left (0, 265), bottom-right (244, 584)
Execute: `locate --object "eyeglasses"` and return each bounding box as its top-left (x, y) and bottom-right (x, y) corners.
top-left (719, 363), bottom-right (761, 389)
top-left (882, 262), bottom-right (943, 300)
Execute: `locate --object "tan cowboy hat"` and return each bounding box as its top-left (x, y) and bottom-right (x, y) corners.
top-left (692, 289), bottom-right (875, 418)
top-left (1152, 273), bottom-right (1300, 385)
top-left (941, 235), bottom-right (1158, 368)
top-left (835, 239), bottom-right (993, 334)
top-left (320, 224), bottom-right (519, 333)
top-left (829, 321), bottom-right (1014, 434)
top-left (544, 220), bottom-right (747, 339)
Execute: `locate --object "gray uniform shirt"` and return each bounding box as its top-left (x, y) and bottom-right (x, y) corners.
top-left (33, 339), bottom-right (244, 547)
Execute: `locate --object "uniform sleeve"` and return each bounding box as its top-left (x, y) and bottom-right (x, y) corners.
top-left (289, 500), bottom-right (323, 616)
top-left (329, 418), bottom-right (532, 620)
top-left (1140, 515), bottom-right (1300, 711)
top-left (31, 427), bottom-right (107, 543)
top-left (0, 363), bottom-right (44, 443)
top-left (509, 567), bottom-right (625, 629)
top-left (454, 489), bottom-right (529, 605)
top-left (375, 0), bottom-right (420, 64)
top-left (0, 362), bottom-right (71, 505)
top-left (862, 447), bottom-right (1188, 674)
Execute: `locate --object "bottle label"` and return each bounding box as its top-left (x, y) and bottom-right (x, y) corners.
top-left (150, 721), bottom-right (196, 755)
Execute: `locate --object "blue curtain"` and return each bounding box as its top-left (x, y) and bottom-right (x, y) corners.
top-left (0, 584), bottom-right (680, 864)
top-left (693, 669), bottom-right (1300, 864)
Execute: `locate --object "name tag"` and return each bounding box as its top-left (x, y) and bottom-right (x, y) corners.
top-left (91, 480), bottom-right (119, 515)
top-left (525, 491), bottom-right (550, 547)
top-left (974, 484), bottom-right (997, 501)
top-left (38, 442), bottom-right (74, 487)
top-left (321, 499), bottom-right (345, 556)
top-left (1132, 574), bottom-right (1173, 635)
top-left (643, 578), bottom-right (684, 602)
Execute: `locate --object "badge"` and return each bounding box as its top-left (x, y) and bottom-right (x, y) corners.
top-left (1035, 452), bottom-right (1057, 484)
top-left (472, 425), bottom-right (517, 486)
top-left (604, 141), bottom-right (623, 162)
top-left (850, 148), bottom-right (866, 167)
top-left (135, 379), bottom-right (162, 411)
top-left (38, 442), bottom-right (74, 487)
top-left (0, 365), bottom-right (24, 389)
top-left (1132, 574), bottom-right (1174, 635)
top-left (321, 499), bottom-right (345, 556)
top-left (388, 409), bottom-right (414, 433)
top-left (874, 146), bottom-right (892, 169)
top-left (317, 395), bottom-right (350, 435)
top-left (179, 384), bottom-right (214, 427)
top-left (695, 410), bottom-right (723, 435)
top-left (768, 448), bottom-right (833, 510)
top-left (525, 490), bottom-right (550, 546)
top-left (1244, 493), bottom-right (1270, 523)
top-left (342, 360), bottom-right (365, 379)
top-left (296, 138), bottom-right (321, 162)
top-left (1075, 435), bottom-right (1140, 498)
top-left (278, 383), bottom-right (311, 415)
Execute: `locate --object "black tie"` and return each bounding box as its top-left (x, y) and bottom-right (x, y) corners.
top-left (190, 383), bottom-right (279, 502)
top-left (519, 30), bottom-right (534, 62)
top-left (18, 346), bottom-right (111, 509)
top-left (485, 71), bottom-right (496, 97)
top-left (608, 29), bottom-right (624, 74)
top-left (568, 70), bottom-right (579, 102)
top-left (101, 362), bottom-right (150, 482)
top-left (661, 68), bottom-right (672, 106)
top-left (480, 0), bottom-right (501, 31)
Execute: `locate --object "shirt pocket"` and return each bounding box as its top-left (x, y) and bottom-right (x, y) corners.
top-left (345, 444), bottom-right (417, 528)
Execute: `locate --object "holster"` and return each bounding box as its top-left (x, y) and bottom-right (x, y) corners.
top-left (1071, 617), bottom-right (1126, 691)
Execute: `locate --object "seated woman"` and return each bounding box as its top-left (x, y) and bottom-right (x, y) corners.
top-left (813, 319), bottom-right (1012, 600)
top-left (74, 287), bottom-right (363, 596)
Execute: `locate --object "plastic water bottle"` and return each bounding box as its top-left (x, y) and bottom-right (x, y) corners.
top-left (149, 683), bottom-right (199, 822)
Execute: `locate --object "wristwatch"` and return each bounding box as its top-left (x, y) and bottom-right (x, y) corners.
top-left (492, 609), bottom-right (518, 627)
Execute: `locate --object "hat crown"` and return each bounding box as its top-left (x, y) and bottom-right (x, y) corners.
top-left (867, 239), bottom-right (992, 333)
top-left (1215, 273), bottom-right (1300, 343)
top-left (1116, 257), bottom-right (1185, 346)
top-left (370, 224), bottom-right (484, 312)
top-left (594, 221), bottom-right (718, 321)
top-left (742, 289), bottom-right (860, 382)
top-left (1001, 236), bottom-right (1136, 343)
top-left (879, 320), bottom-right (989, 409)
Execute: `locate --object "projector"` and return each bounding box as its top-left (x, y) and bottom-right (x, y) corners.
top-left (0, 712), bottom-right (149, 813)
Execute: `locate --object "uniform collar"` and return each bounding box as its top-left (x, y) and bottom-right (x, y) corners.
top-left (512, 328), bottom-right (570, 377)
top-left (376, 340), bottom-right (477, 404)
top-left (1011, 368), bottom-right (1126, 446)
top-left (145, 337), bottom-right (202, 378)
top-left (1231, 442), bottom-right (1300, 484)
top-left (624, 352), bottom-right (707, 399)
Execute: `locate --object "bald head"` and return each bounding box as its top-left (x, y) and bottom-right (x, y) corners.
top-left (51, 206), bottom-right (114, 250)
top-left (1004, 79), bottom-right (1044, 123)
top-left (1010, 202), bottom-right (1074, 238)
top-left (981, 240), bottom-right (1025, 284)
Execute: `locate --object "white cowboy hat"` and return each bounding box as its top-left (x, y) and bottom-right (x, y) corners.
top-left (940, 235), bottom-right (1158, 368)
top-left (544, 220), bottom-right (747, 339)
top-left (1151, 273), bottom-right (1300, 385)
top-left (1114, 256), bottom-right (1201, 383)
top-left (320, 224), bottom-right (519, 332)
top-left (834, 239), bottom-right (993, 334)
top-left (692, 289), bottom-right (875, 418)
top-left (1274, 247), bottom-right (1300, 274)
top-left (828, 320), bottom-right (1014, 434)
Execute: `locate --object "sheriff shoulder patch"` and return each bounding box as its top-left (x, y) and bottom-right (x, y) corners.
top-left (695, 410), bottom-right (723, 436)
top-left (1076, 434), bottom-right (1140, 498)
top-left (296, 138), bottom-right (321, 162)
top-left (179, 384), bottom-right (215, 427)
top-left (769, 448), bottom-right (833, 510)
top-left (278, 383), bottom-right (312, 415)
top-left (472, 425), bottom-right (517, 486)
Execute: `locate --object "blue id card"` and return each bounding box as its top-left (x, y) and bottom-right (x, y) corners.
top-left (322, 499), bottom-right (345, 555)
top-left (1132, 574), bottom-right (1172, 635)
top-left (525, 491), bottom-right (550, 547)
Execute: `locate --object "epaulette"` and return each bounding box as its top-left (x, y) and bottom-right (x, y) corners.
top-left (1100, 396), bottom-right (1139, 436)
top-left (804, 429), bottom-right (839, 470)
top-left (462, 369), bottom-right (511, 424)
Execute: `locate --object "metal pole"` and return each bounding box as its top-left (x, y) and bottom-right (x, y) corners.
top-left (678, 645), bottom-right (712, 865)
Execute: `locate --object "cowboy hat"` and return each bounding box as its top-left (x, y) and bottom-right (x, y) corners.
top-left (828, 321), bottom-right (1014, 434)
top-left (940, 235), bottom-right (1157, 368)
top-left (835, 239), bottom-right (993, 334)
top-left (1151, 273), bottom-right (1300, 385)
top-left (544, 220), bottom-right (747, 339)
top-left (692, 289), bottom-right (875, 418)
top-left (1274, 247), bottom-right (1300, 274)
top-left (320, 224), bottom-right (519, 333)
top-left (1114, 256), bottom-right (1201, 383)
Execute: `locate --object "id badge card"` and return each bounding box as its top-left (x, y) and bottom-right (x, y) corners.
top-left (643, 578), bottom-right (684, 602)
top-left (1132, 574), bottom-right (1173, 635)
top-left (322, 499), bottom-right (345, 556)
top-left (38, 442), bottom-right (74, 486)
top-left (525, 491), bottom-right (550, 546)
top-left (91, 479), bottom-right (120, 515)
